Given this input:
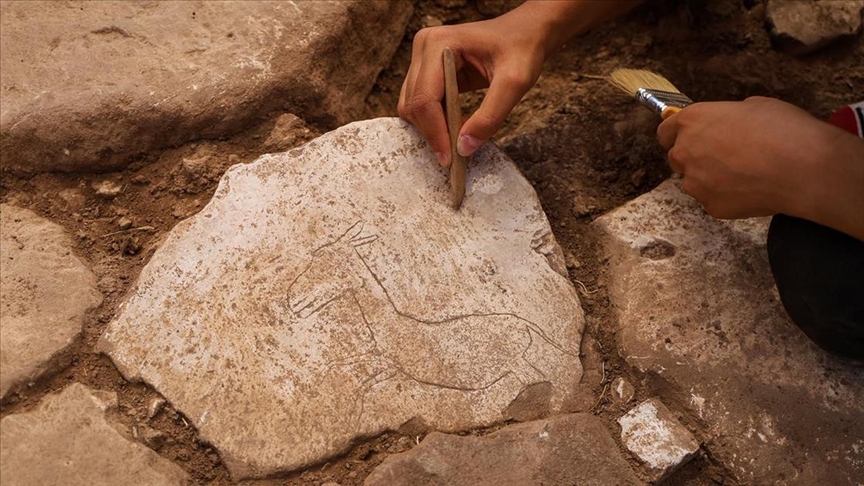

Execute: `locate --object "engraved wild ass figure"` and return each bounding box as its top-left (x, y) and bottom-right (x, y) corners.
top-left (287, 222), bottom-right (578, 408)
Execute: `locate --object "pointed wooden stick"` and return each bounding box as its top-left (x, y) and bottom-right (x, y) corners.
top-left (443, 47), bottom-right (467, 209)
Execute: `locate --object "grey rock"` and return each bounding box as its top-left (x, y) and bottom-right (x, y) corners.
top-left (594, 179), bottom-right (864, 484)
top-left (365, 413), bottom-right (642, 486)
top-left (766, 0), bottom-right (864, 55)
top-left (618, 398), bottom-right (699, 481)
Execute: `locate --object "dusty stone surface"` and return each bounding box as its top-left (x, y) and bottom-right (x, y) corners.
top-left (0, 1), bottom-right (412, 173)
top-left (618, 398), bottom-right (699, 481)
top-left (594, 179), bottom-right (864, 485)
top-left (0, 383), bottom-right (188, 486)
top-left (0, 204), bottom-right (102, 398)
top-left (100, 118), bottom-right (584, 479)
top-left (365, 413), bottom-right (642, 486)
top-left (766, 0), bottom-right (864, 55)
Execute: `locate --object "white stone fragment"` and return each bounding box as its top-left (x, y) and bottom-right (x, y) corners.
top-left (618, 398), bottom-right (699, 479)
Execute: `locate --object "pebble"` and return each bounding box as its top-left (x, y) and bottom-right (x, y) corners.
top-left (93, 180), bottom-right (123, 198)
top-left (618, 398), bottom-right (699, 481)
top-left (148, 397), bottom-right (167, 418)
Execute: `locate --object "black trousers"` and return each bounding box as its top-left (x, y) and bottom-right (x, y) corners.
top-left (768, 214), bottom-right (864, 360)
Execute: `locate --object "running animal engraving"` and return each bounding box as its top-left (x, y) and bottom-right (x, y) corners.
top-left (286, 222), bottom-right (578, 397)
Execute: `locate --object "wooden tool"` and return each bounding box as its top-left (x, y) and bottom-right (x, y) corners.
top-left (443, 47), bottom-right (468, 209)
top-left (608, 68), bottom-right (693, 120)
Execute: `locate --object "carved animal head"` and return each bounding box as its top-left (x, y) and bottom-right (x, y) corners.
top-left (287, 222), bottom-right (378, 318)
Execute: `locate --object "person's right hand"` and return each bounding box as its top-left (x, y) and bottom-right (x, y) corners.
top-left (398, 13), bottom-right (548, 168)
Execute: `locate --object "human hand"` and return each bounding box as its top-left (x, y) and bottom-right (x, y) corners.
top-left (656, 97), bottom-right (861, 223)
top-left (398, 12), bottom-right (547, 168)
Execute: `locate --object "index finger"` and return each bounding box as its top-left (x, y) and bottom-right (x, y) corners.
top-left (657, 112), bottom-right (681, 150)
top-left (399, 61), bottom-right (450, 167)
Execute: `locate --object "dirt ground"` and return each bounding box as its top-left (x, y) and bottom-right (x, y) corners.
top-left (1, 0), bottom-right (861, 484)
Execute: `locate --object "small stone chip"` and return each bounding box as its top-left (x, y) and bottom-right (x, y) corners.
top-left (619, 398), bottom-right (699, 481)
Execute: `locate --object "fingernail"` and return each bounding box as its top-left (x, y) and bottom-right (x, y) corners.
top-left (457, 134), bottom-right (481, 157)
top-left (436, 152), bottom-right (449, 167)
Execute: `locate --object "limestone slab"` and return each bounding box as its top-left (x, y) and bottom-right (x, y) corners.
top-left (100, 118), bottom-right (584, 479)
top-left (0, 383), bottom-right (188, 486)
top-left (766, 0), bottom-right (864, 55)
top-left (594, 179), bottom-right (864, 485)
top-left (618, 398), bottom-right (698, 481)
top-left (0, 1), bottom-right (412, 173)
top-left (365, 413), bottom-right (642, 486)
top-left (0, 204), bottom-right (102, 398)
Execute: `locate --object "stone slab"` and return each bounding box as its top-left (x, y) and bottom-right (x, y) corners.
top-left (766, 0), bottom-right (864, 55)
top-left (594, 179), bottom-right (864, 485)
top-left (0, 383), bottom-right (188, 486)
top-left (0, 204), bottom-right (102, 398)
top-left (99, 118), bottom-right (584, 479)
top-left (365, 413), bottom-right (642, 486)
top-left (0, 1), bottom-right (412, 173)
top-left (618, 398), bottom-right (699, 481)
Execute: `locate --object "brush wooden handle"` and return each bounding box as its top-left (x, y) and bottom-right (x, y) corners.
top-left (661, 106), bottom-right (683, 120)
top-left (443, 47), bottom-right (467, 209)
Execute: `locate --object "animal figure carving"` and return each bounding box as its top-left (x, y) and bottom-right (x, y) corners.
top-left (287, 223), bottom-right (578, 402)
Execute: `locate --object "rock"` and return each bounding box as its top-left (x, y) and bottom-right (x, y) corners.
top-left (611, 377), bottom-right (635, 404)
top-left (766, 0), bottom-right (864, 55)
top-left (93, 180), bottom-right (123, 198)
top-left (572, 193), bottom-right (597, 218)
top-left (593, 180), bottom-right (864, 484)
top-left (365, 413), bottom-right (641, 486)
top-left (420, 15), bottom-right (444, 29)
top-left (147, 397), bottom-right (166, 419)
top-left (476, 0), bottom-right (525, 18)
top-left (99, 118), bottom-right (585, 479)
top-left (618, 398), bottom-right (699, 481)
top-left (0, 1), bottom-right (412, 173)
top-left (0, 205), bottom-right (102, 398)
top-left (58, 188), bottom-right (86, 212)
top-left (117, 217), bottom-right (133, 230)
top-left (0, 383), bottom-right (188, 485)
top-left (263, 113), bottom-right (309, 152)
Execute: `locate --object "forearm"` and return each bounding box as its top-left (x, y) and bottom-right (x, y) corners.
top-left (505, 0), bottom-right (646, 57)
top-left (802, 129), bottom-right (864, 242)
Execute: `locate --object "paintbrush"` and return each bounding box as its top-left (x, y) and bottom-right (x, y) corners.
top-left (608, 69), bottom-right (693, 120)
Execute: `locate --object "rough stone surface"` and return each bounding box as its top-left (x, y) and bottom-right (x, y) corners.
top-left (0, 204), bottom-right (102, 398)
top-left (594, 180), bottom-right (864, 485)
top-left (0, 1), bottom-right (412, 173)
top-left (618, 398), bottom-right (699, 481)
top-left (766, 0), bottom-right (864, 55)
top-left (100, 118), bottom-right (584, 479)
top-left (0, 383), bottom-right (188, 486)
top-left (365, 413), bottom-right (642, 486)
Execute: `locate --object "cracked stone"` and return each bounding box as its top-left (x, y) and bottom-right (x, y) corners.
top-left (0, 383), bottom-right (187, 485)
top-left (99, 118), bottom-right (584, 479)
top-left (618, 398), bottom-right (699, 481)
top-left (0, 204), bottom-right (102, 399)
top-left (365, 413), bottom-right (641, 486)
top-left (0, 1), bottom-right (412, 173)
top-left (593, 179), bottom-right (864, 484)
top-left (766, 0), bottom-right (864, 55)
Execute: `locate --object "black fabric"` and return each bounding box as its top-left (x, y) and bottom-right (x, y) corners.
top-left (768, 214), bottom-right (864, 360)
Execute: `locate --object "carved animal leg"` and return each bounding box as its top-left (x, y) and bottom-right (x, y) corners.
top-left (350, 368), bottom-right (399, 433)
top-left (522, 328), bottom-right (580, 411)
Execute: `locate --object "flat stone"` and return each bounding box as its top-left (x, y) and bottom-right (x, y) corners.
top-left (618, 398), bottom-right (699, 481)
top-left (100, 118), bottom-right (584, 479)
top-left (365, 413), bottom-right (642, 486)
top-left (0, 383), bottom-right (188, 486)
top-left (0, 204), bottom-right (102, 399)
top-left (766, 0), bottom-right (864, 55)
top-left (0, 1), bottom-right (412, 173)
top-left (593, 180), bottom-right (864, 484)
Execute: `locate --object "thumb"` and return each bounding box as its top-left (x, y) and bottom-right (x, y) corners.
top-left (458, 72), bottom-right (532, 157)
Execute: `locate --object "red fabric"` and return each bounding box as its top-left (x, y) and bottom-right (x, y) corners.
top-left (828, 102), bottom-right (864, 138)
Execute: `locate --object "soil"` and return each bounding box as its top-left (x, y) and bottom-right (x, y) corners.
top-left (1, 0), bottom-right (861, 484)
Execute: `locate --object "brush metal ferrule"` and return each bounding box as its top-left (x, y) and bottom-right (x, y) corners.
top-left (635, 88), bottom-right (693, 116)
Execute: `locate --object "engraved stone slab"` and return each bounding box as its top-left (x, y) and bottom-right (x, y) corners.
top-left (594, 180), bottom-right (864, 485)
top-left (0, 383), bottom-right (188, 486)
top-left (100, 118), bottom-right (584, 479)
top-left (0, 204), bottom-right (102, 398)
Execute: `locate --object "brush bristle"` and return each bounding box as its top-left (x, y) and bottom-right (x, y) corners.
top-left (608, 69), bottom-right (681, 97)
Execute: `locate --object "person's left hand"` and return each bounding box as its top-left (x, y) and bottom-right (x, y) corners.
top-left (656, 97), bottom-right (844, 220)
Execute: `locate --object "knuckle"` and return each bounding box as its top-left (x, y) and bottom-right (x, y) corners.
top-left (500, 71), bottom-right (532, 90)
top-left (402, 93), bottom-right (435, 118)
